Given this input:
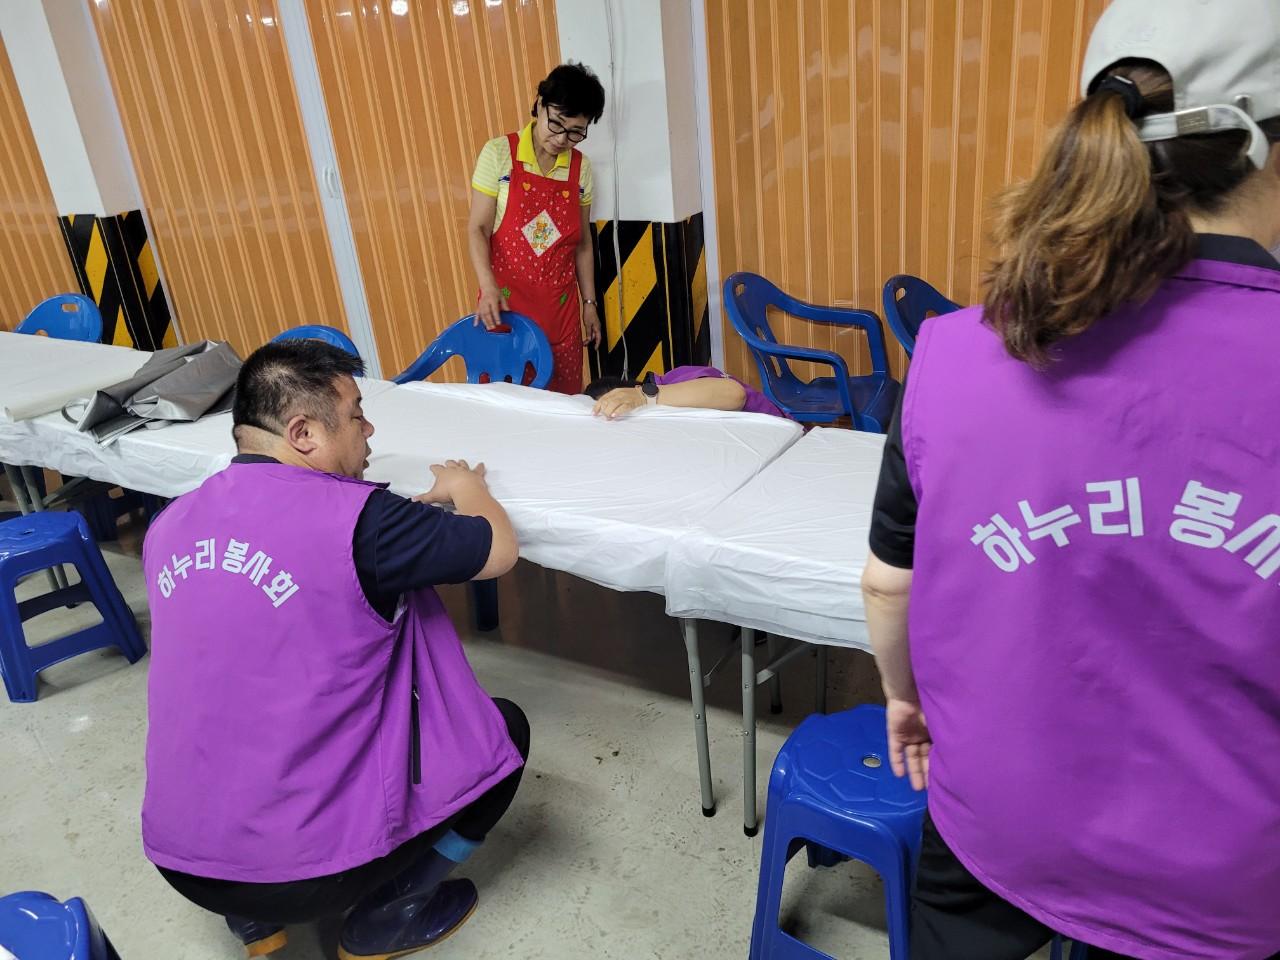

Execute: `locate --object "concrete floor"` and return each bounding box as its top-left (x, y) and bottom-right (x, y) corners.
top-left (0, 504), bottom-right (1024, 959)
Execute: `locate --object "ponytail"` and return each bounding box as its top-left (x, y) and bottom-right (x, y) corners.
top-left (983, 64), bottom-right (1268, 365)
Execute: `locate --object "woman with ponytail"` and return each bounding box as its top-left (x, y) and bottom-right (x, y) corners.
top-left (861, 2), bottom-right (1280, 958)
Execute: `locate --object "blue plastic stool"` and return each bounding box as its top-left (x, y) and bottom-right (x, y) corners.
top-left (0, 512), bottom-right (146, 703)
top-left (271, 324), bottom-right (362, 360)
top-left (750, 705), bottom-right (926, 960)
top-left (0, 891), bottom-right (120, 959)
top-left (17, 295), bottom-right (104, 342)
top-left (393, 311), bottom-right (553, 388)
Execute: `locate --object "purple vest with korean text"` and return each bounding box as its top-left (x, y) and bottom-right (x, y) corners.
top-left (904, 259), bottom-right (1280, 960)
top-left (141, 462), bottom-right (521, 882)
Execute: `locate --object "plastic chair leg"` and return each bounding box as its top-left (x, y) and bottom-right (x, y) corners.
top-left (77, 540), bottom-right (145, 662)
top-left (0, 591), bottom-right (37, 702)
top-left (749, 809), bottom-right (790, 959)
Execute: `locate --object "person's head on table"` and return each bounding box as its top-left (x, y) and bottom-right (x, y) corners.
top-left (141, 338), bottom-right (527, 958)
top-left (585, 365), bottom-right (790, 420)
top-left (231, 339), bottom-right (373, 480)
top-left (862, 2), bottom-right (1280, 959)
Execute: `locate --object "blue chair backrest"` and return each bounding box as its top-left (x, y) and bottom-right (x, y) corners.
top-left (393, 311), bottom-right (553, 388)
top-left (881, 275), bottom-right (960, 356)
top-left (271, 324), bottom-right (362, 360)
top-left (17, 295), bottom-right (103, 343)
top-left (0, 891), bottom-right (109, 959)
top-left (723, 273), bottom-right (806, 389)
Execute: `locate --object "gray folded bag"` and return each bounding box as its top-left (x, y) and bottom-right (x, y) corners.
top-left (63, 341), bottom-right (242, 445)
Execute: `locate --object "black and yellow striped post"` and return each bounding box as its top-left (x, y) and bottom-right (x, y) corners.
top-left (58, 210), bottom-right (174, 350)
top-left (588, 211), bottom-right (710, 382)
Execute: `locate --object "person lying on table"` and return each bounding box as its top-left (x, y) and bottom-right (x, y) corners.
top-left (141, 339), bottom-right (527, 960)
top-left (585, 365), bottom-right (790, 420)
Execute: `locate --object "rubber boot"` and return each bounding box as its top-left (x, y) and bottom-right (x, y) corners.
top-left (224, 915), bottom-right (287, 957)
top-left (337, 849), bottom-right (479, 960)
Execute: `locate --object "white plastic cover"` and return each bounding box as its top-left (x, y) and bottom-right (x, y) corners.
top-left (0, 378), bottom-right (803, 596)
top-left (362, 382), bottom-right (803, 593)
top-left (0, 332), bottom-right (154, 422)
top-left (663, 427), bottom-right (886, 648)
top-left (0, 378), bottom-right (397, 498)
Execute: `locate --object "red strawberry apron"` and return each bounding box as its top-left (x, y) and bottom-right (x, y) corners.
top-left (486, 132), bottom-right (585, 394)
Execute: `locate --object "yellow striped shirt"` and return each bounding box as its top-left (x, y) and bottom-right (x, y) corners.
top-left (471, 121), bottom-right (594, 232)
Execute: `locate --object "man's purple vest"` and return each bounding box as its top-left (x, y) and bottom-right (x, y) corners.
top-left (142, 462), bottom-right (521, 882)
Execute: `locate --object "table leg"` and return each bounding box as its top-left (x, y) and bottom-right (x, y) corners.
top-left (767, 633), bottom-right (782, 715)
top-left (742, 627), bottom-right (758, 837)
top-left (681, 618), bottom-right (716, 817)
top-left (815, 645), bottom-right (828, 714)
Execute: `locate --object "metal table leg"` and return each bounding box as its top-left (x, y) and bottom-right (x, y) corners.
top-left (767, 632), bottom-right (782, 714)
top-left (681, 618), bottom-right (716, 817)
top-left (815, 645), bottom-right (829, 714)
top-left (742, 627), bottom-right (758, 837)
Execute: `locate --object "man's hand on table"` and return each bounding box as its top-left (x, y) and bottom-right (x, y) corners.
top-left (414, 459), bottom-right (489, 506)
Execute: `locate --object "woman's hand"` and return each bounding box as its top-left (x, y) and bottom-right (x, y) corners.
top-left (582, 302), bottom-right (602, 348)
top-left (885, 698), bottom-right (931, 791)
top-left (476, 283), bottom-right (508, 330)
top-left (592, 387), bottom-right (646, 420)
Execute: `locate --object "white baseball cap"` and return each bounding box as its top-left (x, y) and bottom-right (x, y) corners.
top-left (1082, 0), bottom-right (1280, 169)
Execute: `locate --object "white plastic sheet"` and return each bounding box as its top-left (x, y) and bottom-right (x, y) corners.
top-left (0, 378), bottom-right (397, 498)
top-left (664, 427), bottom-right (886, 648)
top-left (0, 332), bottom-right (153, 421)
top-left (362, 382), bottom-right (803, 593)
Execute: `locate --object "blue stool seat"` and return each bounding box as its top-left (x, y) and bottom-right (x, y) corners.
top-left (750, 705), bottom-right (926, 960)
top-left (0, 891), bottom-right (121, 959)
top-left (0, 512), bottom-right (146, 703)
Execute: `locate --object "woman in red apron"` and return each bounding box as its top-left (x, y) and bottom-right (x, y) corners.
top-left (468, 64), bottom-right (606, 394)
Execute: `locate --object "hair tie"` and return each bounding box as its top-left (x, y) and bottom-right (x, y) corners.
top-left (1095, 75), bottom-right (1144, 119)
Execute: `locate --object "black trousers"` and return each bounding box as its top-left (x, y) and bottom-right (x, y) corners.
top-left (911, 813), bottom-right (1279, 960)
top-left (158, 698), bottom-right (530, 924)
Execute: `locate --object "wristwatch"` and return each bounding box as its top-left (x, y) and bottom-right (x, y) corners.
top-left (641, 375), bottom-right (660, 406)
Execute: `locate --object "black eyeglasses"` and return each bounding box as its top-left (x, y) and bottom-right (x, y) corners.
top-left (545, 110), bottom-right (588, 144)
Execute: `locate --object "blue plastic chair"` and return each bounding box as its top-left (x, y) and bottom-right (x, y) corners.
top-left (881, 275), bottom-right (961, 357)
top-left (0, 891), bottom-right (120, 959)
top-left (393, 312), bottom-right (553, 388)
top-left (16, 295), bottom-right (104, 342)
top-left (0, 511), bottom-right (146, 703)
top-left (723, 274), bottom-right (899, 432)
top-left (271, 324), bottom-right (362, 360)
top-left (750, 705), bottom-right (926, 959)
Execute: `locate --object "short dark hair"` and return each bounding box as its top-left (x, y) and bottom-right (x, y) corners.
top-left (232, 339), bottom-right (364, 436)
top-left (584, 375), bottom-right (637, 400)
top-left (532, 63), bottom-right (605, 124)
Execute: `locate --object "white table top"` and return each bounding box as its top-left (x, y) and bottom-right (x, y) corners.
top-left (361, 381), bottom-right (804, 593)
top-left (0, 331), bottom-right (153, 422)
top-left (0, 378), bottom-right (397, 498)
top-left (1, 377), bottom-right (805, 595)
top-left (664, 427), bottom-right (886, 648)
